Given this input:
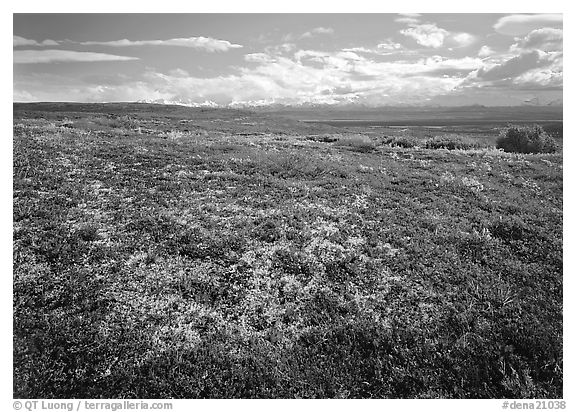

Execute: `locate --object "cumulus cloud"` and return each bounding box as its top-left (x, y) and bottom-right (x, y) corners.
top-left (451, 32), bottom-right (476, 47)
top-left (14, 49), bottom-right (139, 64)
top-left (14, 19), bottom-right (561, 106)
top-left (510, 28), bottom-right (563, 52)
top-left (15, 47), bottom-right (486, 106)
top-left (469, 49), bottom-right (562, 91)
top-left (514, 67), bottom-right (563, 89)
top-left (494, 14), bottom-right (562, 35)
top-left (478, 45), bottom-right (495, 58)
top-left (476, 51), bottom-right (546, 81)
top-left (400, 23), bottom-right (475, 49)
top-left (79, 36), bottom-right (243, 52)
top-left (14, 35), bottom-right (59, 47)
top-left (301, 27), bottom-right (334, 38)
top-left (401, 24), bottom-right (448, 48)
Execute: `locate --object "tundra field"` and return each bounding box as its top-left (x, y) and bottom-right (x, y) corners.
top-left (13, 103), bottom-right (563, 398)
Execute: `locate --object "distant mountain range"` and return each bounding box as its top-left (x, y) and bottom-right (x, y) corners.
top-left (137, 97), bottom-right (563, 109)
top-left (137, 98), bottom-right (220, 108)
top-left (136, 97), bottom-right (362, 109)
top-left (523, 97), bottom-right (563, 106)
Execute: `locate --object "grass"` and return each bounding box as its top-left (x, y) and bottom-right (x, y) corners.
top-left (13, 104), bottom-right (562, 399)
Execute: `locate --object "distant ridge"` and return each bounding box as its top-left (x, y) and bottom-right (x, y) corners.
top-left (137, 98), bottom-right (220, 108)
top-left (135, 98), bottom-right (563, 110)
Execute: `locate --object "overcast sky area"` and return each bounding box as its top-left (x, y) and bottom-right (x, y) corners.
top-left (13, 13), bottom-right (563, 106)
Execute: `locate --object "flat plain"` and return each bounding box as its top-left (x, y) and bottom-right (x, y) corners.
top-left (13, 103), bottom-right (562, 398)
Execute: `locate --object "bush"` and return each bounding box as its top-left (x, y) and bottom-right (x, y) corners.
top-left (260, 152), bottom-right (334, 179)
top-left (425, 135), bottom-right (483, 150)
top-left (334, 135), bottom-right (376, 153)
top-left (496, 125), bottom-right (558, 154)
top-left (382, 135), bottom-right (422, 148)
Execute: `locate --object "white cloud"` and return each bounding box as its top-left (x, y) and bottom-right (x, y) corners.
top-left (27, 48), bottom-right (481, 106)
top-left (395, 17), bottom-right (421, 24)
top-left (514, 67), bottom-right (562, 89)
top-left (14, 49), bottom-right (139, 64)
top-left (14, 36), bottom-right (59, 47)
top-left (510, 28), bottom-right (563, 52)
top-left (395, 13), bottom-right (421, 24)
top-left (342, 41), bottom-right (405, 56)
top-left (341, 47), bottom-right (374, 54)
top-left (79, 37), bottom-right (243, 52)
top-left (168, 68), bottom-right (190, 77)
top-left (301, 27), bottom-right (334, 38)
top-left (377, 40), bottom-right (404, 51)
top-left (264, 43), bottom-right (296, 55)
top-left (401, 24), bottom-right (449, 48)
top-left (244, 53), bottom-right (276, 63)
top-left (469, 49), bottom-right (562, 91)
top-left (15, 27), bottom-right (559, 106)
top-left (13, 89), bottom-right (38, 102)
top-left (478, 45), bottom-right (495, 58)
top-left (494, 14), bottom-right (562, 35)
top-left (451, 32), bottom-right (476, 47)
top-left (400, 23), bottom-right (476, 49)
top-left (476, 51), bottom-right (545, 81)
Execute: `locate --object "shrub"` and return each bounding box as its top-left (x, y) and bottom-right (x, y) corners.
top-left (425, 135), bottom-right (483, 150)
top-left (306, 134), bottom-right (339, 143)
top-left (382, 135), bottom-right (422, 148)
top-left (496, 125), bottom-right (558, 154)
top-left (260, 152), bottom-right (342, 179)
top-left (334, 135), bottom-right (376, 153)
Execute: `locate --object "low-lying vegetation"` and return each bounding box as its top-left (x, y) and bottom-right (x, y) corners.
top-left (13, 104), bottom-right (562, 399)
top-left (381, 135), bottom-right (422, 148)
top-left (333, 134), bottom-right (376, 152)
top-left (381, 134), bottom-right (490, 151)
top-left (425, 134), bottom-right (484, 150)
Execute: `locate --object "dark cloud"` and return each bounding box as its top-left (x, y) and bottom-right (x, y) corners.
top-left (476, 51), bottom-right (547, 80)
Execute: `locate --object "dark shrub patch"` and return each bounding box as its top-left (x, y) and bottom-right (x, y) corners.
top-left (491, 217), bottom-right (528, 242)
top-left (74, 225), bottom-right (101, 242)
top-left (382, 135), bottom-right (422, 148)
top-left (496, 125), bottom-right (558, 153)
top-left (425, 135), bottom-right (483, 150)
top-left (253, 216), bottom-right (283, 242)
top-left (334, 135), bottom-right (376, 153)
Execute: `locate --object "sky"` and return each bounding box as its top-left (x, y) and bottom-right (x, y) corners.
top-left (13, 13), bottom-right (563, 106)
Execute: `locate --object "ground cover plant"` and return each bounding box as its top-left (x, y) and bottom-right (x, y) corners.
top-left (13, 103), bottom-right (562, 399)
